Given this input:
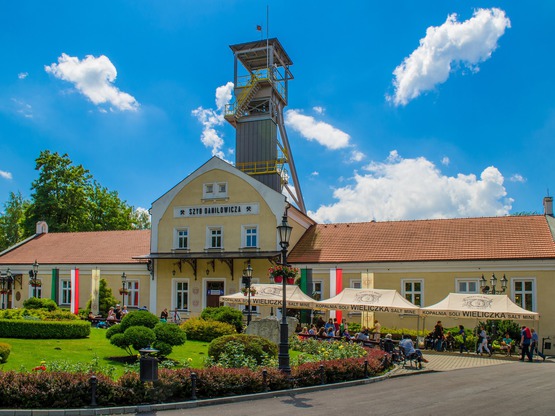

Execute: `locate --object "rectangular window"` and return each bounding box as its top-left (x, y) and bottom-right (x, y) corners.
top-left (174, 279), bottom-right (189, 310)
top-left (176, 228), bottom-right (189, 249)
top-left (243, 225), bottom-right (258, 248)
top-left (208, 227), bottom-right (223, 249)
top-left (29, 280), bottom-right (42, 299)
top-left (402, 279), bottom-right (423, 306)
top-left (203, 182), bottom-right (228, 199)
top-left (311, 280), bottom-right (323, 301)
top-left (513, 279), bottom-right (535, 311)
top-left (351, 280), bottom-right (362, 289)
top-left (456, 279), bottom-right (479, 294)
top-left (61, 279), bottom-right (71, 305)
top-left (125, 280), bottom-right (139, 307)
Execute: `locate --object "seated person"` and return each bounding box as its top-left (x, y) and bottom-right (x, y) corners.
top-left (160, 308), bottom-right (169, 322)
top-left (500, 333), bottom-right (513, 356)
top-left (88, 311), bottom-right (98, 320)
top-left (317, 327), bottom-right (328, 338)
top-left (356, 327), bottom-right (370, 341)
top-left (326, 327), bottom-right (336, 339)
top-left (106, 307), bottom-right (116, 321)
top-left (342, 329), bottom-right (352, 341)
top-left (445, 331), bottom-right (455, 351)
top-left (308, 324), bottom-right (317, 335)
top-left (172, 307), bottom-right (182, 323)
top-left (399, 335), bottom-right (428, 363)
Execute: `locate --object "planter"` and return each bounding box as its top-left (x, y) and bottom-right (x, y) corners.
top-left (274, 276), bottom-right (283, 284)
top-left (287, 277), bottom-right (295, 285)
top-left (119, 289), bottom-right (129, 295)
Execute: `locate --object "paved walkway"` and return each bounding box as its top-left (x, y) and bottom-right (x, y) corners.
top-left (391, 349), bottom-right (544, 375)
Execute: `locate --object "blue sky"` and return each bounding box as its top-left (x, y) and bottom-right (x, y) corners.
top-left (1, 1), bottom-right (555, 223)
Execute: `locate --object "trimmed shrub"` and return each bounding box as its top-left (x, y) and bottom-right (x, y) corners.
top-left (120, 310), bottom-right (159, 331)
top-left (181, 317), bottom-right (236, 342)
top-left (123, 326), bottom-right (156, 352)
top-left (208, 334), bottom-right (277, 365)
top-left (153, 322), bottom-right (186, 357)
top-left (0, 342), bottom-right (11, 363)
top-left (0, 320), bottom-right (90, 339)
top-left (201, 306), bottom-right (243, 332)
top-left (22, 297), bottom-right (58, 311)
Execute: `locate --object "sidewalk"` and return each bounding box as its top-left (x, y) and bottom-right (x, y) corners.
top-left (390, 349), bottom-right (547, 376)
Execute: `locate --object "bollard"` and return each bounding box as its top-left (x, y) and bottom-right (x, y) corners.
top-left (319, 364), bottom-right (325, 385)
top-left (262, 369), bottom-right (269, 392)
top-left (89, 375), bottom-right (98, 407)
top-left (364, 360), bottom-right (369, 378)
top-left (191, 372), bottom-right (198, 400)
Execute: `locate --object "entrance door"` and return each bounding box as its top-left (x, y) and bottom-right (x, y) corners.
top-left (206, 281), bottom-right (224, 308)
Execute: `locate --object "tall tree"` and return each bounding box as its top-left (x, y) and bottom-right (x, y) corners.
top-left (131, 207), bottom-right (151, 230)
top-left (87, 181), bottom-right (133, 231)
top-left (24, 150), bottom-right (134, 234)
top-left (0, 191), bottom-right (30, 251)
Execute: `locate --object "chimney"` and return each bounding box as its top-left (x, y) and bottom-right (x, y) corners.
top-left (543, 196), bottom-right (553, 216)
top-left (36, 221), bottom-right (48, 234)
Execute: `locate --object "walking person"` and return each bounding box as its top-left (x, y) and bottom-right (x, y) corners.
top-left (530, 328), bottom-right (546, 361)
top-left (458, 324), bottom-right (469, 353)
top-left (477, 326), bottom-right (491, 356)
top-left (519, 325), bottom-right (533, 362)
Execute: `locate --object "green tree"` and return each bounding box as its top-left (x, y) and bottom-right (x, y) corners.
top-left (0, 191), bottom-right (30, 251)
top-left (23, 150), bottom-right (134, 234)
top-left (131, 207), bottom-right (151, 229)
top-left (24, 150), bottom-right (92, 233)
top-left (86, 279), bottom-right (118, 316)
top-left (87, 181), bottom-right (133, 231)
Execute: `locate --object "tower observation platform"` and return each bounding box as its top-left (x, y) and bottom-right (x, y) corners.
top-left (224, 38), bottom-right (306, 214)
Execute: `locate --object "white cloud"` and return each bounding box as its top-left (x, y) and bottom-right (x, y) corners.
top-left (350, 150), bottom-right (365, 162)
top-left (192, 82), bottom-right (234, 160)
top-left (389, 8), bottom-right (511, 106)
top-left (285, 109), bottom-right (350, 150)
top-left (308, 151), bottom-right (512, 223)
top-left (0, 170), bottom-right (13, 180)
top-left (18, 72), bottom-right (28, 79)
top-left (510, 174), bottom-right (526, 183)
top-left (45, 53), bottom-right (139, 111)
top-left (313, 106), bottom-right (325, 114)
top-left (311, 171), bottom-right (319, 177)
top-left (441, 156), bottom-right (450, 166)
top-left (11, 98), bottom-right (33, 118)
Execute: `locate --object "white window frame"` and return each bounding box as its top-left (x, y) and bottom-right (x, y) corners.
top-left (455, 278), bottom-right (480, 294)
top-left (206, 226), bottom-right (223, 249)
top-left (60, 279), bottom-right (71, 305)
top-left (174, 227), bottom-right (189, 250)
top-left (242, 225), bottom-right (258, 248)
top-left (401, 279), bottom-right (424, 306)
top-left (29, 279), bottom-right (42, 299)
top-left (203, 182), bottom-right (228, 199)
top-left (311, 279), bottom-right (324, 301)
top-left (125, 280), bottom-right (140, 308)
top-left (172, 278), bottom-right (190, 311)
top-left (512, 277), bottom-right (536, 312)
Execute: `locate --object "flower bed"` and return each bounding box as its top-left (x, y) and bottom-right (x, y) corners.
top-left (0, 349), bottom-right (389, 409)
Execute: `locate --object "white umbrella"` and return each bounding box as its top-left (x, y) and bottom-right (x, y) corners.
top-left (220, 284), bottom-right (317, 309)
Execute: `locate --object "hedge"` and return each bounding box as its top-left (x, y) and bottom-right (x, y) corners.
top-left (181, 317), bottom-right (236, 342)
top-left (0, 342), bottom-right (11, 363)
top-left (0, 319), bottom-right (91, 339)
top-left (0, 348), bottom-right (388, 408)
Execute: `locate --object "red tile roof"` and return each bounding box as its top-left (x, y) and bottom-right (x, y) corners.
top-left (288, 216), bottom-right (555, 264)
top-left (0, 230), bottom-right (150, 265)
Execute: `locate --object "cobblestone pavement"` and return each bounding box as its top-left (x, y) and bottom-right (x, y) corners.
top-left (391, 349), bottom-right (547, 376)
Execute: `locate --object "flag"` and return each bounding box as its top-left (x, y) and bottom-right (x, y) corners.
top-left (256, 25), bottom-right (262, 31)
top-left (71, 268), bottom-right (80, 315)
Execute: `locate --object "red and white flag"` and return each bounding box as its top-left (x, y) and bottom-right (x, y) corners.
top-left (71, 268), bottom-right (80, 315)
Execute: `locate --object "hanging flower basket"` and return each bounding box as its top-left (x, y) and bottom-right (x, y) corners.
top-left (30, 281), bottom-right (42, 288)
top-left (268, 265), bottom-right (299, 284)
top-left (0, 289), bottom-right (11, 295)
top-left (119, 288), bottom-right (129, 295)
top-left (241, 287), bottom-right (257, 296)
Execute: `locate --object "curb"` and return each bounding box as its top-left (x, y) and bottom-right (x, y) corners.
top-left (0, 373), bottom-right (393, 416)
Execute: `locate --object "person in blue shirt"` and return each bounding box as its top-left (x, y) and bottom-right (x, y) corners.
top-left (399, 335), bottom-right (428, 363)
top-left (530, 328), bottom-right (545, 360)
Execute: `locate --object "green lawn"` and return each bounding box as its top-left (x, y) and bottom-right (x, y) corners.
top-left (0, 327), bottom-right (210, 377)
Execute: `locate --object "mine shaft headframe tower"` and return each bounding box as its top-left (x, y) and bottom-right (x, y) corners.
top-left (224, 38), bottom-right (306, 214)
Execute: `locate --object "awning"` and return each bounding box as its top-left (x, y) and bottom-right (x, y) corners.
top-left (316, 288), bottom-right (420, 315)
top-left (221, 284), bottom-right (317, 309)
top-left (421, 293), bottom-right (539, 321)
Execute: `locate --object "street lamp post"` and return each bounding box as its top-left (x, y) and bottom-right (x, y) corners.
top-left (277, 210), bottom-right (292, 374)
top-left (480, 273), bottom-right (508, 294)
top-left (242, 263), bottom-right (254, 326)
top-left (29, 260), bottom-right (39, 298)
top-left (121, 272), bottom-right (127, 307)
